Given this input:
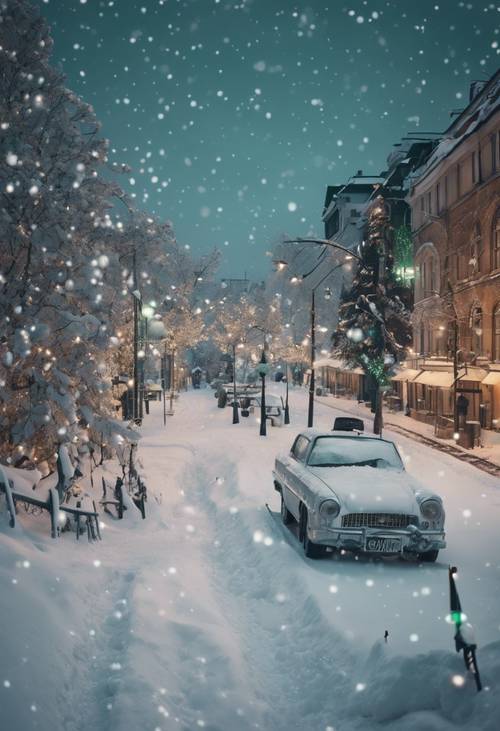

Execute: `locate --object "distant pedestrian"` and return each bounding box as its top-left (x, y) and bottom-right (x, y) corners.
top-left (456, 393), bottom-right (469, 429)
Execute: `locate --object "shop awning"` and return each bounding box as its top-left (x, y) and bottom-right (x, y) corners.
top-left (313, 357), bottom-right (345, 369)
top-left (391, 369), bottom-right (421, 382)
top-left (482, 371), bottom-right (500, 386)
top-left (457, 368), bottom-right (488, 383)
top-left (413, 370), bottom-right (455, 388)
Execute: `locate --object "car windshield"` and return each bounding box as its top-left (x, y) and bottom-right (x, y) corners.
top-left (307, 436), bottom-right (403, 470)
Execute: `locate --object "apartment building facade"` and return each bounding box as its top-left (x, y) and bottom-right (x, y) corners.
top-left (406, 71), bottom-right (500, 434)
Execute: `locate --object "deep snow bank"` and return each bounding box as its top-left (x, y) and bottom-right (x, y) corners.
top-left (1, 390), bottom-right (500, 731)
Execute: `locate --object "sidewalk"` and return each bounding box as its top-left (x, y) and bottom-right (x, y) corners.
top-left (314, 392), bottom-right (500, 475)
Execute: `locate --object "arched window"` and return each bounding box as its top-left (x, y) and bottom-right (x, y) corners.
top-left (415, 243), bottom-right (439, 300)
top-left (494, 211), bottom-right (500, 270)
top-left (494, 303), bottom-right (500, 362)
top-left (470, 305), bottom-right (483, 357)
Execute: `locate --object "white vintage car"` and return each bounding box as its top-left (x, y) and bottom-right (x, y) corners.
top-left (273, 430), bottom-right (446, 561)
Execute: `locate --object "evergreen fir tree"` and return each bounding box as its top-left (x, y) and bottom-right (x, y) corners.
top-left (332, 197), bottom-right (412, 433)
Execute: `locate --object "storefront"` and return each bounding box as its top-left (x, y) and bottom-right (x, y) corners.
top-left (407, 369), bottom-right (455, 427)
top-left (480, 368), bottom-right (500, 430)
top-left (314, 358), bottom-right (366, 401)
top-left (389, 369), bottom-right (421, 412)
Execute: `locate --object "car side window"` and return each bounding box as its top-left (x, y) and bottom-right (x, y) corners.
top-left (292, 436), bottom-right (310, 463)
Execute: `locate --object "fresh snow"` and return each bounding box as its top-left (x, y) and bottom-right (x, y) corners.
top-left (1, 386), bottom-right (500, 731)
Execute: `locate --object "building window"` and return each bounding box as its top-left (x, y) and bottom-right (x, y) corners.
top-left (472, 151), bottom-right (476, 183)
top-left (429, 256), bottom-right (435, 292)
top-left (444, 175), bottom-right (448, 207)
top-left (494, 304), bottom-right (500, 362)
top-left (470, 222), bottom-right (482, 274)
top-left (471, 305), bottom-right (483, 357)
top-left (456, 163), bottom-right (461, 197)
top-left (436, 182), bottom-right (441, 212)
top-left (325, 208), bottom-right (339, 238)
top-left (494, 210), bottom-right (500, 270)
top-left (427, 191), bottom-right (432, 214)
top-left (457, 249), bottom-right (467, 280)
top-left (491, 134), bottom-right (497, 174)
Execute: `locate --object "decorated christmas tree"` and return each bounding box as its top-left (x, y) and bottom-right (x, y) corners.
top-left (332, 197), bottom-right (412, 433)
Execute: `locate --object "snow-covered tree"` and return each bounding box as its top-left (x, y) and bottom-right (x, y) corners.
top-left (332, 198), bottom-right (412, 433)
top-left (159, 247), bottom-right (220, 358)
top-left (104, 204), bottom-right (176, 386)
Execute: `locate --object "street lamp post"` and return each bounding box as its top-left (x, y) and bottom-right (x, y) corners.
top-left (283, 237), bottom-right (362, 263)
top-left (308, 288), bottom-right (316, 428)
top-left (284, 364), bottom-right (290, 424)
top-left (232, 342), bottom-right (239, 424)
top-left (256, 351), bottom-right (270, 436)
top-left (131, 288), bottom-right (142, 424)
top-left (424, 286), bottom-right (461, 435)
top-left (307, 264), bottom-right (347, 427)
top-left (283, 236), bottom-right (392, 435)
top-left (283, 256), bottom-right (346, 428)
top-left (140, 303), bottom-right (155, 417)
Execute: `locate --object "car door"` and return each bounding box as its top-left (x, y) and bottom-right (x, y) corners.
top-left (282, 435), bottom-right (310, 520)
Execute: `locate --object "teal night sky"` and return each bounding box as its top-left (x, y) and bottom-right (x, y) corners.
top-left (35, 0), bottom-right (499, 277)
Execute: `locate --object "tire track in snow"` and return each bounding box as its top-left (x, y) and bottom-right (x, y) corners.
top-left (187, 452), bottom-right (358, 731)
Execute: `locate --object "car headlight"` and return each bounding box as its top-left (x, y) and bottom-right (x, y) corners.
top-left (319, 499), bottom-right (340, 525)
top-left (420, 499), bottom-right (442, 522)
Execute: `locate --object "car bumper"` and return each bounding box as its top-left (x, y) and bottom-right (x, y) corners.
top-left (309, 526), bottom-right (446, 554)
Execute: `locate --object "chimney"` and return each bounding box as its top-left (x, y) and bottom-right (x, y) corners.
top-left (356, 169), bottom-right (363, 176)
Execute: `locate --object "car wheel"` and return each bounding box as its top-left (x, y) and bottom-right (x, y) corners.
top-left (418, 549), bottom-right (439, 563)
top-left (299, 505), bottom-right (324, 559)
top-left (280, 493), bottom-right (294, 525)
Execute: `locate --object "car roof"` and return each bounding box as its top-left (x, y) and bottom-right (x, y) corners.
top-left (297, 429), bottom-right (395, 446)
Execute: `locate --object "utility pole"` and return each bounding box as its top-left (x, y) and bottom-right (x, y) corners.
top-left (308, 289), bottom-right (316, 429)
top-left (169, 348), bottom-right (175, 415)
top-left (232, 342), bottom-right (239, 424)
top-left (132, 250), bottom-right (140, 424)
top-left (258, 351), bottom-right (268, 436)
top-left (162, 343), bottom-right (167, 426)
top-left (284, 363), bottom-right (290, 424)
top-left (452, 302), bottom-right (459, 434)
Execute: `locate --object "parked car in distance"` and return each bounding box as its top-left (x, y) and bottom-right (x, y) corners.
top-left (273, 430), bottom-right (446, 560)
top-left (333, 417), bottom-right (364, 432)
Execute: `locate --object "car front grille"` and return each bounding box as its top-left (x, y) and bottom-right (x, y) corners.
top-left (341, 513), bottom-right (415, 529)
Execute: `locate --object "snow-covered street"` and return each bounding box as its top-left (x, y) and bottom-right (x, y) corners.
top-left (2, 387), bottom-right (500, 731)
top-left (2, 3), bottom-right (499, 730)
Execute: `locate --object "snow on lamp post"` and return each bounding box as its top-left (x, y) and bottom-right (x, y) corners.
top-left (256, 351), bottom-right (270, 436)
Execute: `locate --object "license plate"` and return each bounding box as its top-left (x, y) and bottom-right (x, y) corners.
top-left (366, 536), bottom-right (401, 553)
